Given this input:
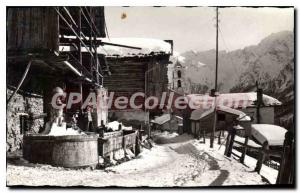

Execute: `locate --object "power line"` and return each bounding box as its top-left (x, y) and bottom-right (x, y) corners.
top-left (218, 27), bottom-right (241, 82)
top-left (218, 27), bottom-right (263, 88)
top-left (103, 8), bottom-right (111, 40)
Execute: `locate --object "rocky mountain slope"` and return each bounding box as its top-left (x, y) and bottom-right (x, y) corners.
top-left (181, 31), bottom-right (293, 94)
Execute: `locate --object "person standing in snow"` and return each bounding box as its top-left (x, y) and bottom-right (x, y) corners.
top-left (84, 102), bottom-right (94, 132)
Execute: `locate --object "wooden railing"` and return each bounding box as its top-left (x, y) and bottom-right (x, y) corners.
top-left (225, 127), bottom-right (294, 185)
top-left (98, 130), bottom-right (139, 158)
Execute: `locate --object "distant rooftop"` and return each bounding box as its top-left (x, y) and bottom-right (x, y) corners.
top-left (187, 92), bottom-right (282, 109)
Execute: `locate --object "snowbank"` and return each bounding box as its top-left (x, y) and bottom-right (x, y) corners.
top-left (159, 131), bottom-right (179, 138)
top-left (193, 139), bottom-right (278, 185)
top-left (107, 121), bottom-right (133, 131)
top-left (44, 122), bottom-right (85, 136)
top-left (251, 124), bottom-right (287, 146)
top-left (234, 135), bottom-right (262, 148)
top-left (231, 149), bottom-right (278, 184)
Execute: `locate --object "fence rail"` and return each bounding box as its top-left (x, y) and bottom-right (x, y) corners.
top-left (98, 130), bottom-right (138, 158)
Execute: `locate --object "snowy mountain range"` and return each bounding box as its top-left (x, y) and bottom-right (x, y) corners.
top-left (177, 31), bottom-right (294, 128)
top-left (179, 31), bottom-right (294, 103)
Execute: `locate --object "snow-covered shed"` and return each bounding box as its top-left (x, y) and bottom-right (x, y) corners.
top-left (183, 92), bottom-right (282, 134)
top-left (152, 113), bottom-right (183, 132)
top-left (189, 105), bottom-right (251, 136)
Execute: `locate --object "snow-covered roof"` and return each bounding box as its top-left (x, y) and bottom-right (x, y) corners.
top-left (190, 109), bottom-right (207, 121)
top-left (190, 108), bottom-right (214, 120)
top-left (187, 92), bottom-right (281, 110)
top-left (152, 114), bottom-right (182, 125)
top-left (98, 38), bottom-right (172, 56)
top-left (251, 124), bottom-right (287, 146)
top-left (59, 36), bottom-right (172, 57)
top-left (190, 105), bottom-right (251, 121)
top-left (153, 114), bottom-right (171, 125)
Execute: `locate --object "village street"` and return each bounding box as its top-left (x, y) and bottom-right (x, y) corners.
top-left (7, 132), bottom-right (276, 187)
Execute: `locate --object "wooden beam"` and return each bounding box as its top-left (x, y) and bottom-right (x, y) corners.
top-left (59, 37), bottom-right (142, 50)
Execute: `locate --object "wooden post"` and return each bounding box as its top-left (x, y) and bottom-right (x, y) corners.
top-left (197, 128), bottom-right (201, 140)
top-left (139, 124), bottom-right (142, 141)
top-left (240, 136), bottom-right (249, 164)
top-left (226, 127), bottom-right (236, 157)
top-left (256, 84), bottom-right (262, 124)
top-left (255, 141), bottom-right (268, 174)
top-left (224, 130), bottom-right (231, 155)
top-left (211, 108), bottom-right (217, 148)
top-left (203, 130), bottom-right (206, 144)
top-left (276, 131), bottom-right (294, 184)
top-left (218, 131), bottom-right (222, 145)
top-left (135, 132), bottom-right (141, 156)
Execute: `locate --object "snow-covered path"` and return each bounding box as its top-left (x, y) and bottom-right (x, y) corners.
top-left (7, 132), bottom-right (274, 187)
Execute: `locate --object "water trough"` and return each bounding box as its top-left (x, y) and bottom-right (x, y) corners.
top-left (23, 133), bottom-right (98, 168)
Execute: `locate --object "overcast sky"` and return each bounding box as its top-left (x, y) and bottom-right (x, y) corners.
top-left (105, 7), bottom-right (294, 53)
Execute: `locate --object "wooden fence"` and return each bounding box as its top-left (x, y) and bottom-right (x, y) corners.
top-left (98, 130), bottom-right (139, 158)
top-left (225, 127), bottom-right (294, 185)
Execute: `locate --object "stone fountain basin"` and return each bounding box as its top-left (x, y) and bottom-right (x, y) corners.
top-left (23, 133), bottom-right (98, 168)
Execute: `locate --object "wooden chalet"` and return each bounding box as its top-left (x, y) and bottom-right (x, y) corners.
top-left (6, 7), bottom-right (108, 151)
top-left (97, 38), bottom-right (173, 126)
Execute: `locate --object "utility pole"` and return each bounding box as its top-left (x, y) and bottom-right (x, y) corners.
top-left (256, 81), bottom-right (262, 124)
top-left (210, 7), bottom-right (219, 148)
top-left (215, 7), bottom-right (219, 93)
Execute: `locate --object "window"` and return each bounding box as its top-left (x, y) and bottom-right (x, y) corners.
top-left (217, 113), bottom-right (226, 121)
top-left (177, 70), bottom-right (181, 78)
top-left (177, 80), bottom-right (181, 88)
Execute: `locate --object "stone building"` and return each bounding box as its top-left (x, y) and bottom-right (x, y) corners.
top-left (171, 60), bottom-right (185, 94)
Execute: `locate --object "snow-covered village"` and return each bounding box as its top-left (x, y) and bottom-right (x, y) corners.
top-left (6, 6), bottom-right (294, 187)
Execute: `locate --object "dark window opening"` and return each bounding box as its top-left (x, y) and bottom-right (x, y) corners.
top-left (177, 70), bottom-right (181, 78)
top-left (177, 80), bottom-right (182, 88)
top-left (217, 113), bottom-right (226, 121)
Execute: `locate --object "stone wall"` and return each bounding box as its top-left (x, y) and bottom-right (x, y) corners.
top-left (7, 89), bottom-right (44, 152)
